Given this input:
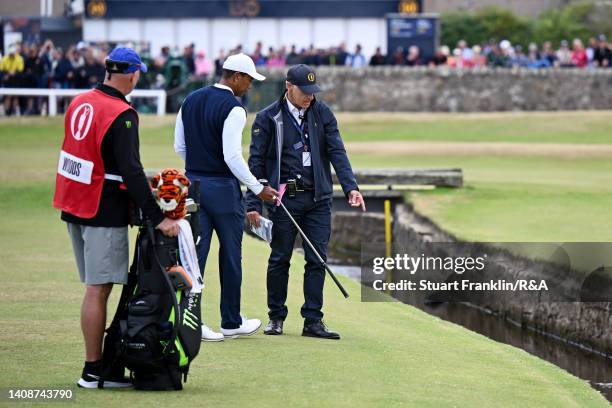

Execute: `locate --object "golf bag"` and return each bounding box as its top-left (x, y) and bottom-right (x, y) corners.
top-left (100, 183), bottom-right (202, 391)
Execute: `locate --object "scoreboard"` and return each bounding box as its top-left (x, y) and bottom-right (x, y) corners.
top-left (386, 13), bottom-right (439, 62)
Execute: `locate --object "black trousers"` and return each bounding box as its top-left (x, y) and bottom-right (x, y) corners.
top-left (267, 190), bottom-right (331, 324)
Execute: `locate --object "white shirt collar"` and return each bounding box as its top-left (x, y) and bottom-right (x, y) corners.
top-left (286, 98), bottom-right (304, 122)
top-left (214, 83), bottom-right (234, 95)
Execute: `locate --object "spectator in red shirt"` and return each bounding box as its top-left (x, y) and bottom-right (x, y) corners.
top-left (571, 38), bottom-right (588, 68)
top-left (471, 45), bottom-right (487, 67)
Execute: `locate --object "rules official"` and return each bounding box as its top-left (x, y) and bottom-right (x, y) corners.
top-left (246, 64), bottom-right (366, 340)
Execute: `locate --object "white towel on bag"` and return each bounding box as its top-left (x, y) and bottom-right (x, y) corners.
top-left (177, 219), bottom-right (204, 294)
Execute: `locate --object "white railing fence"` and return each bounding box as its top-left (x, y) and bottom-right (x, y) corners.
top-left (0, 88), bottom-right (167, 116)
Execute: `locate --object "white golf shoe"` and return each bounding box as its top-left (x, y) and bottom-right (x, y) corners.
top-left (201, 323), bottom-right (224, 342)
top-left (220, 316), bottom-right (261, 339)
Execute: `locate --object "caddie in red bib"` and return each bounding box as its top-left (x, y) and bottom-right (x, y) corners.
top-left (52, 47), bottom-right (180, 390)
top-left (53, 88), bottom-right (134, 218)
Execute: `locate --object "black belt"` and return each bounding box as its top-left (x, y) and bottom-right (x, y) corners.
top-left (280, 181), bottom-right (314, 191)
top-left (281, 180), bottom-right (314, 198)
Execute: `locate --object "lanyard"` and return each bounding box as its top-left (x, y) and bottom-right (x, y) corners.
top-left (288, 111), bottom-right (309, 152)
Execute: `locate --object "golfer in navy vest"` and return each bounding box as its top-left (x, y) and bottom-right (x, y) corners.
top-left (175, 53), bottom-right (278, 340)
top-left (246, 65), bottom-right (366, 340)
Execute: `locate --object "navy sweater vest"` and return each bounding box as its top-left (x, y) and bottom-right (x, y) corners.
top-left (182, 86), bottom-right (244, 177)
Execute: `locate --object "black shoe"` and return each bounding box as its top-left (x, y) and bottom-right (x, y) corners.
top-left (77, 362), bottom-right (132, 389)
top-left (302, 320), bottom-right (340, 340)
top-left (263, 319), bottom-right (284, 335)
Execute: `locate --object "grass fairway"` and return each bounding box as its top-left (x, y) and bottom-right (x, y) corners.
top-left (0, 112), bottom-right (610, 407)
top-left (0, 186), bottom-right (608, 407)
top-left (4, 111), bottom-right (610, 241)
top-left (333, 111), bottom-right (612, 144)
top-left (346, 151), bottom-right (612, 242)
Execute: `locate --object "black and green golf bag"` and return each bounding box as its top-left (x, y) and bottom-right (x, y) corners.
top-left (100, 182), bottom-right (202, 391)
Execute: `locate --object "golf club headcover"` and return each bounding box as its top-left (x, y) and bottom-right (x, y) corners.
top-left (150, 168), bottom-right (191, 219)
top-left (166, 265), bottom-right (193, 291)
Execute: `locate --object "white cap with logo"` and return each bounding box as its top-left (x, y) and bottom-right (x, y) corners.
top-left (222, 53), bottom-right (266, 81)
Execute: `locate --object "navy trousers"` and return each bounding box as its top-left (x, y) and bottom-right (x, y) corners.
top-left (187, 174), bottom-right (244, 329)
top-left (267, 190), bottom-right (332, 324)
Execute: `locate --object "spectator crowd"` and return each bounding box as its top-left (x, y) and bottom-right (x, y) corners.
top-left (1, 35), bottom-right (611, 115)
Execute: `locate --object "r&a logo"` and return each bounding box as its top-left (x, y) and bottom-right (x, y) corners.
top-left (70, 103), bottom-right (94, 141)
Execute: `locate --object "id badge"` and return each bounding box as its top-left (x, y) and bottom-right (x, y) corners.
top-left (302, 151), bottom-right (311, 166)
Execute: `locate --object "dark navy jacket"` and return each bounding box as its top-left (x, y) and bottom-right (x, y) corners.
top-left (245, 93), bottom-right (359, 214)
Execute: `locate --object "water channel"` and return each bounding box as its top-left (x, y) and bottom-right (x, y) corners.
top-left (333, 265), bottom-right (612, 402)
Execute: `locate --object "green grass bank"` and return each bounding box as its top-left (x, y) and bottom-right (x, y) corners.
top-left (1, 112), bottom-right (610, 406)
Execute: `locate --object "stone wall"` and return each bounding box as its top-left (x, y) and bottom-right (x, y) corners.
top-left (390, 204), bottom-right (612, 355)
top-left (259, 67), bottom-right (612, 112)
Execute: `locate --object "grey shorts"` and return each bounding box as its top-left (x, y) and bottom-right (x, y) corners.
top-left (67, 223), bottom-right (129, 285)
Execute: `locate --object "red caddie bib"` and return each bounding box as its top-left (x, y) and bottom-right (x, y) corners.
top-left (53, 88), bottom-right (136, 218)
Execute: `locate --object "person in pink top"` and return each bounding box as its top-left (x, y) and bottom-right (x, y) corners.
top-left (266, 48), bottom-right (286, 68)
top-left (571, 39), bottom-right (588, 68)
top-left (194, 51), bottom-right (212, 80)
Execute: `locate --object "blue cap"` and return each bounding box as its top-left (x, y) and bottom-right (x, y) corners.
top-left (105, 47), bottom-right (148, 74)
